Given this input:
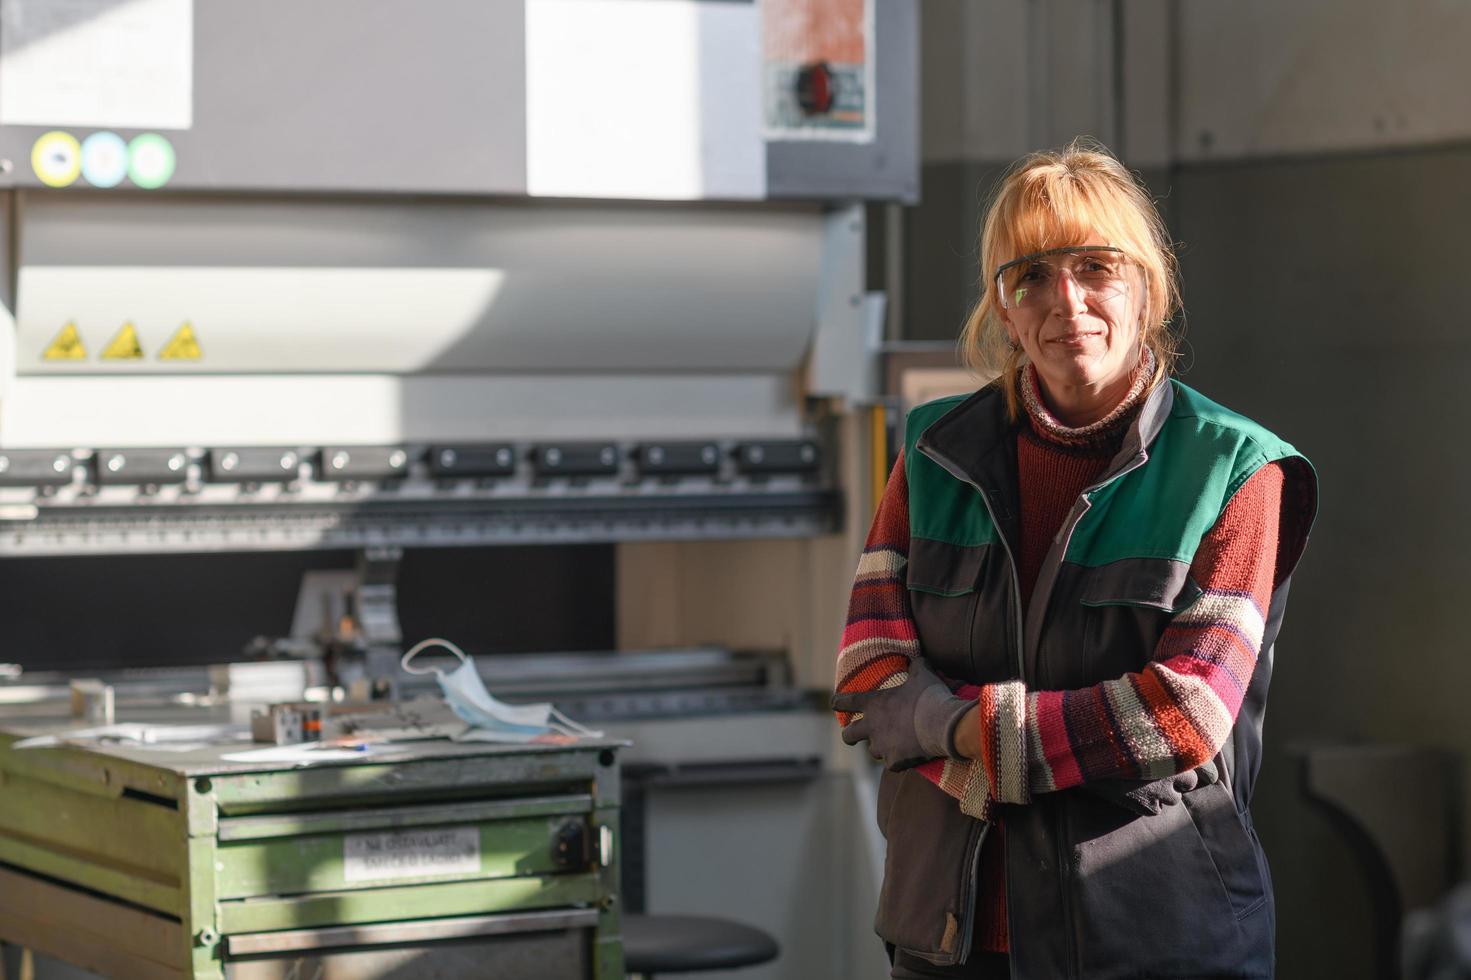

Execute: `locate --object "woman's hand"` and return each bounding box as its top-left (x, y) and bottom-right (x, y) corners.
top-left (1081, 760), bottom-right (1220, 816)
top-left (831, 659), bottom-right (975, 771)
top-left (951, 703), bottom-right (982, 760)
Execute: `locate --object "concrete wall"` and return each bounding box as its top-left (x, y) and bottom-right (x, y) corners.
top-left (904, 2), bottom-right (1471, 977)
top-left (1177, 0), bottom-right (1471, 160)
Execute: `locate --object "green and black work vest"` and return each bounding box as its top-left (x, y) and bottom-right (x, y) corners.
top-left (873, 377), bottom-right (1316, 980)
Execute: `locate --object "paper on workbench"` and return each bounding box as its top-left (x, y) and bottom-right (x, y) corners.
top-left (452, 728), bottom-right (584, 745)
top-left (219, 743), bottom-right (384, 764)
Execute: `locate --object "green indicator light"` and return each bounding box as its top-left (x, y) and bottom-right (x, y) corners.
top-left (128, 133), bottom-right (176, 189)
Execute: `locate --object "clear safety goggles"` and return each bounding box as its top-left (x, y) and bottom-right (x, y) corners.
top-left (993, 245), bottom-right (1133, 311)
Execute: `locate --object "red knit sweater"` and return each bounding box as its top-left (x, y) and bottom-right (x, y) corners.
top-left (834, 381), bottom-right (1290, 957)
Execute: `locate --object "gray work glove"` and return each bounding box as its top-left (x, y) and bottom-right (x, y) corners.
top-left (1082, 759), bottom-right (1220, 816)
top-left (830, 659), bottom-right (974, 772)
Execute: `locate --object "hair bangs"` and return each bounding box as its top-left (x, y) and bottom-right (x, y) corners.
top-left (994, 168), bottom-right (1154, 272)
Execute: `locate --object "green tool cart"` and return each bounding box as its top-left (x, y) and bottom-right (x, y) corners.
top-left (0, 724), bottom-right (624, 979)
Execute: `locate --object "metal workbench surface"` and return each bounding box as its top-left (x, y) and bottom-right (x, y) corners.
top-left (0, 709), bottom-right (627, 778)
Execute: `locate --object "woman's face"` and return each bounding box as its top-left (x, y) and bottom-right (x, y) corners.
top-left (998, 237), bottom-right (1145, 403)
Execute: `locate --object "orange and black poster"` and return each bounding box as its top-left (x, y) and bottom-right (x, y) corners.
top-left (762, 0), bottom-right (872, 141)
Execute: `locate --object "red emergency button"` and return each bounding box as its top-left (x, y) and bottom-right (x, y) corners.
top-left (795, 61), bottom-right (835, 116)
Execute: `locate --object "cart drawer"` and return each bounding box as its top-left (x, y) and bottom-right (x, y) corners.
top-left (224, 922), bottom-right (592, 980)
top-left (217, 872), bottom-right (605, 933)
top-left (217, 813), bottom-right (592, 898)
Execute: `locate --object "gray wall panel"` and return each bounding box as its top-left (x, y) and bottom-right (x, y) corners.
top-left (1177, 0), bottom-right (1471, 162)
top-left (901, 160), bottom-right (987, 342)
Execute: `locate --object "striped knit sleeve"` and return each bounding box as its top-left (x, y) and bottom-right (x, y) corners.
top-left (833, 452), bottom-right (918, 699)
top-left (834, 452), bottom-right (995, 819)
top-left (976, 462), bottom-right (1287, 802)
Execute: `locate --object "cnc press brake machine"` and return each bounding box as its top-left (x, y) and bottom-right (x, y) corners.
top-left (0, 1), bottom-right (918, 977)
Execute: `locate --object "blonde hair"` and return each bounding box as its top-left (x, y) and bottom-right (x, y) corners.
top-left (959, 139), bottom-right (1181, 417)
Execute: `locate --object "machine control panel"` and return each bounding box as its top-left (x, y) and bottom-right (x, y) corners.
top-left (635, 442), bottom-right (721, 476)
top-left (531, 443), bottom-right (621, 478)
top-left (0, 450), bottom-right (73, 488)
top-left (319, 446), bottom-right (413, 482)
top-left (207, 448), bottom-right (303, 483)
top-left (428, 444), bottom-right (517, 479)
top-left (93, 449), bottom-right (190, 486)
top-left (734, 440), bottom-right (821, 474)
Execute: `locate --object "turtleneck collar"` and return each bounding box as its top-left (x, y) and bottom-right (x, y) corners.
top-left (1020, 347), bottom-right (1156, 451)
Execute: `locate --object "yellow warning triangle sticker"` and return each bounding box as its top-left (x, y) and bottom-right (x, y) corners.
top-left (101, 321), bottom-right (144, 361)
top-left (42, 321), bottom-right (87, 361)
top-left (158, 321), bottom-right (202, 361)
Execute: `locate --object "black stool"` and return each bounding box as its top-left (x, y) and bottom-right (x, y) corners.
top-left (622, 913), bottom-right (780, 979)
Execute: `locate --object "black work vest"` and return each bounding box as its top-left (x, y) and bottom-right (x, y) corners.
top-left (873, 379), bottom-right (1316, 980)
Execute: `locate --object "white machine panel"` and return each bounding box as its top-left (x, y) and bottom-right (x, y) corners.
top-left (19, 266), bottom-right (507, 373)
top-left (15, 197), bottom-right (825, 376)
top-left (525, 0), bottom-right (765, 200)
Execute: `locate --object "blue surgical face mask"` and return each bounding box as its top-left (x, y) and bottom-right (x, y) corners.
top-left (401, 638), bottom-right (601, 743)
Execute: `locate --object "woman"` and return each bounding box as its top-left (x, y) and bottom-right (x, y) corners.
top-left (831, 142), bottom-right (1316, 979)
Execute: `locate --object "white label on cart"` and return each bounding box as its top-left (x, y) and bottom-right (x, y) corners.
top-left (343, 826), bottom-right (481, 883)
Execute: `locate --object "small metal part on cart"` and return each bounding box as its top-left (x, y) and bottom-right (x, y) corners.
top-left (250, 702), bottom-right (323, 744)
top-left (250, 698), bottom-right (467, 744)
top-left (69, 679), bottom-right (115, 725)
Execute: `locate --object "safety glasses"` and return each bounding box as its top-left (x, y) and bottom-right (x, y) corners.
top-left (993, 245), bottom-right (1133, 311)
